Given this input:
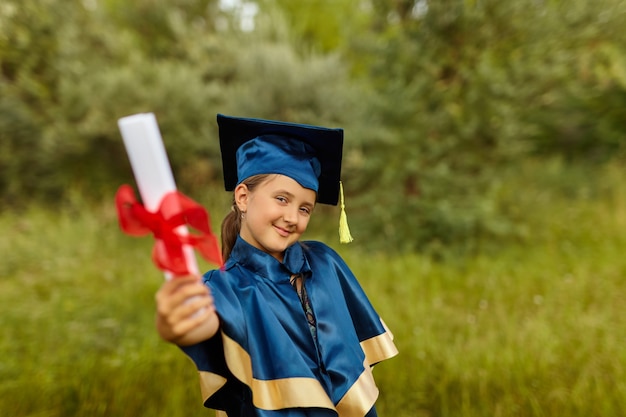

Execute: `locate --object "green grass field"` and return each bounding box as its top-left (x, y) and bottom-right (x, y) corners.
top-left (1, 161), bottom-right (625, 416)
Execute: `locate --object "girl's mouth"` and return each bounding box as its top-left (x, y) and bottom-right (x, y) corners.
top-left (273, 224), bottom-right (291, 237)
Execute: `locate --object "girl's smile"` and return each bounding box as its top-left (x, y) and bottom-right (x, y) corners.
top-left (273, 224), bottom-right (292, 237)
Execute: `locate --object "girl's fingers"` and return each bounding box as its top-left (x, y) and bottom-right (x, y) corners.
top-left (167, 293), bottom-right (214, 325)
top-left (170, 303), bottom-right (217, 337)
top-left (156, 276), bottom-right (210, 315)
top-left (157, 275), bottom-right (202, 299)
top-left (155, 275), bottom-right (219, 343)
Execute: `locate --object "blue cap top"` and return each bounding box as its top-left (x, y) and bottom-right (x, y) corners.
top-left (235, 135), bottom-right (322, 192)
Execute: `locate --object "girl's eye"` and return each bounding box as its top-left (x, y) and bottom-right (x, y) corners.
top-left (276, 196), bottom-right (287, 203)
top-left (300, 207), bottom-right (311, 215)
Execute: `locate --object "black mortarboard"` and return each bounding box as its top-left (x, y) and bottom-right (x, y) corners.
top-left (217, 114), bottom-right (344, 206)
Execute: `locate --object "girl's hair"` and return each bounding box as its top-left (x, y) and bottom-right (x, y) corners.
top-left (221, 174), bottom-right (273, 261)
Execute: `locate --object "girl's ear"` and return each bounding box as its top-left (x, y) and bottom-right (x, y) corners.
top-left (234, 183), bottom-right (249, 212)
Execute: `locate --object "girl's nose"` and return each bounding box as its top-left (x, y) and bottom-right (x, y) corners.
top-left (283, 207), bottom-right (298, 224)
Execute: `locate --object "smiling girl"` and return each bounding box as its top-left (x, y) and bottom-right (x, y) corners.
top-left (155, 114), bottom-right (398, 417)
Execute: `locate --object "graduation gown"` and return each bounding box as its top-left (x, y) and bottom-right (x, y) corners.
top-left (181, 236), bottom-right (398, 417)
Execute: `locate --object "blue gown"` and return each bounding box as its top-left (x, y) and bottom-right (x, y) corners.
top-left (181, 236), bottom-right (398, 417)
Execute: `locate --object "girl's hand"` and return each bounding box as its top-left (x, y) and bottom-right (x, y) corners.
top-left (155, 276), bottom-right (220, 346)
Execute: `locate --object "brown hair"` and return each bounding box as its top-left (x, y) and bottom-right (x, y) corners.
top-left (221, 174), bottom-right (274, 261)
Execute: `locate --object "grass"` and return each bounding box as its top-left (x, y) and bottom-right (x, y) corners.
top-left (1, 160), bottom-right (625, 416)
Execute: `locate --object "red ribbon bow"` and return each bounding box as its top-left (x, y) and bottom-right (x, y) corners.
top-left (115, 184), bottom-right (223, 276)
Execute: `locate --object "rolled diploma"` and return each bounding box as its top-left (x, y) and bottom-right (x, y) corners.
top-left (118, 113), bottom-right (199, 279)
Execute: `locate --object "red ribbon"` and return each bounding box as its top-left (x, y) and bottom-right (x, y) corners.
top-left (115, 184), bottom-right (223, 276)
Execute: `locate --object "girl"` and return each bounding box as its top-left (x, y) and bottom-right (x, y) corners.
top-left (155, 114), bottom-right (398, 417)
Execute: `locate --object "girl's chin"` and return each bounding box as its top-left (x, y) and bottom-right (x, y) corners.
top-left (263, 239), bottom-right (296, 256)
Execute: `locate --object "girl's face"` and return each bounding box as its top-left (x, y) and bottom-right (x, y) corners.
top-left (235, 174), bottom-right (316, 262)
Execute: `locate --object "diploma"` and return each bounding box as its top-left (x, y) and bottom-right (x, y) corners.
top-left (117, 113), bottom-right (200, 278)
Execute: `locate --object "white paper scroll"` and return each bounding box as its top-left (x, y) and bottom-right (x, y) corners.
top-left (117, 113), bottom-right (199, 278)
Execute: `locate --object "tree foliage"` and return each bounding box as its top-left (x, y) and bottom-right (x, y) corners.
top-left (345, 0), bottom-right (626, 252)
top-left (0, 0), bottom-right (358, 204)
top-left (2, 0), bottom-right (626, 254)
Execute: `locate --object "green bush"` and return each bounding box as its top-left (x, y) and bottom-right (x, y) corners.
top-left (344, 0), bottom-right (626, 252)
top-left (2, 0), bottom-right (626, 256)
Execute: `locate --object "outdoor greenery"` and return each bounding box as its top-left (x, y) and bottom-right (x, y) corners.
top-left (2, 0), bottom-right (626, 251)
top-left (2, 159), bottom-right (625, 416)
top-left (2, 0), bottom-right (626, 416)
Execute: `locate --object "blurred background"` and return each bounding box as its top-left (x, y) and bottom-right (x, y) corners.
top-left (1, 0), bottom-right (625, 416)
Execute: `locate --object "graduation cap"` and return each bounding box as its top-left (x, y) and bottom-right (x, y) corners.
top-left (217, 113), bottom-right (353, 242)
top-left (217, 114), bottom-right (344, 205)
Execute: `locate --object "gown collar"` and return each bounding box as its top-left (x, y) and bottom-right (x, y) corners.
top-left (226, 236), bottom-right (312, 281)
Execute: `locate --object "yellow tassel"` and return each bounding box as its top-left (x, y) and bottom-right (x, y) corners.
top-left (339, 181), bottom-right (354, 244)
